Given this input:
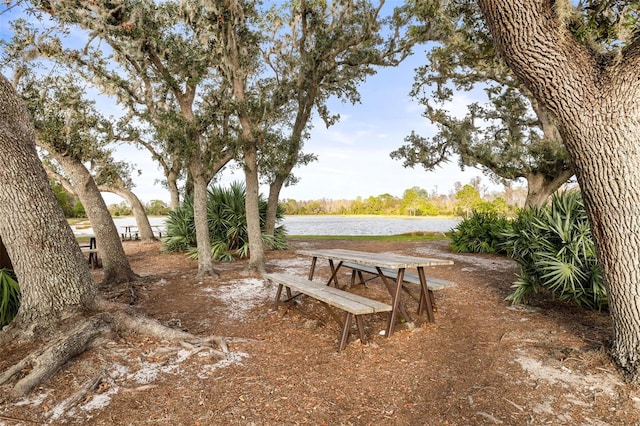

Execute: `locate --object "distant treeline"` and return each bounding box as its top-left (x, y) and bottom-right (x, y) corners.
top-left (52, 178), bottom-right (172, 218)
top-left (281, 185), bottom-right (527, 216)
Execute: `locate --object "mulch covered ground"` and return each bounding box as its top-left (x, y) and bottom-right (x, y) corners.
top-left (1, 238), bottom-right (638, 425)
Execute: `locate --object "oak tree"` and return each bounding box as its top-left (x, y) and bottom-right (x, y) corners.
top-left (19, 72), bottom-right (138, 286)
top-left (477, 0), bottom-right (640, 380)
top-left (0, 72), bottom-right (236, 399)
top-left (40, 0), bottom-right (240, 278)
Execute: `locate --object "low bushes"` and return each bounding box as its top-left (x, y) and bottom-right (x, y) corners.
top-left (164, 182), bottom-right (288, 261)
top-left (449, 211), bottom-right (511, 254)
top-left (450, 191), bottom-right (607, 310)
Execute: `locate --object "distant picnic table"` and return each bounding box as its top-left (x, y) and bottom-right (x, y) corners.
top-left (78, 236), bottom-right (100, 268)
top-left (121, 226), bottom-right (139, 241)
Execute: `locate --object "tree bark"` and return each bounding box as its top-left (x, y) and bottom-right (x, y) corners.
top-left (0, 74), bottom-right (96, 336)
top-left (98, 185), bottom-right (156, 241)
top-left (478, 0), bottom-right (640, 379)
top-left (189, 157), bottom-right (220, 279)
top-left (166, 168), bottom-right (181, 211)
top-left (243, 140), bottom-right (266, 274)
top-left (43, 152), bottom-right (137, 286)
top-left (265, 176), bottom-right (286, 236)
top-left (524, 169), bottom-right (574, 208)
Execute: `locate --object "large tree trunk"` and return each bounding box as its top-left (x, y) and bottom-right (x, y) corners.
top-left (478, 0), bottom-right (640, 380)
top-left (98, 185), bottom-right (156, 242)
top-left (243, 141), bottom-right (266, 274)
top-left (524, 169), bottom-right (574, 208)
top-left (48, 155), bottom-right (138, 286)
top-left (189, 158), bottom-right (220, 279)
top-left (0, 74), bottom-right (96, 337)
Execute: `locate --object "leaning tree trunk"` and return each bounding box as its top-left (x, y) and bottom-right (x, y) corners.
top-left (98, 185), bottom-right (156, 241)
top-left (524, 169), bottom-right (574, 208)
top-left (478, 0), bottom-right (640, 380)
top-left (0, 74), bottom-right (96, 337)
top-left (265, 176), bottom-right (285, 237)
top-left (52, 155), bottom-right (138, 286)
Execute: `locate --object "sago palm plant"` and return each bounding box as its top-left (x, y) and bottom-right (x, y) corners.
top-left (164, 182), bottom-right (288, 260)
top-left (449, 210), bottom-right (511, 254)
top-left (504, 191), bottom-right (606, 309)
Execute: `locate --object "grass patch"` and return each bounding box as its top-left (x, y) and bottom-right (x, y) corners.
top-left (287, 232), bottom-right (450, 242)
top-left (76, 236), bottom-right (94, 245)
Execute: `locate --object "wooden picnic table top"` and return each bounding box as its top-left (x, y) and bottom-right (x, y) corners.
top-left (296, 248), bottom-right (454, 269)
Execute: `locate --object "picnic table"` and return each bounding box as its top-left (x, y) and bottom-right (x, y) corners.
top-left (267, 248), bottom-right (454, 351)
top-left (297, 248), bottom-right (454, 337)
top-left (121, 225), bottom-right (139, 241)
top-left (78, 236), bottom-right (100, 268)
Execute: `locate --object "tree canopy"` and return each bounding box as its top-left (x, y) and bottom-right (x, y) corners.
top-left (391, 0), bottom-right (573, 208)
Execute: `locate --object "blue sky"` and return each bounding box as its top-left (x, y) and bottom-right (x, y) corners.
top-left (105, 50), bottom-right (495, 205)
top-left (1, 3), bottom-right (500, 205)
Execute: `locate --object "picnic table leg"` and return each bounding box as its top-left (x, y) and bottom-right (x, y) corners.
top-left (376, 267), bottom-right (411, 327)
top-left (326, 260), bottom-right (343, 288)
top-left (385, 268), bottom-right (406, 337)
top-left (349, 270), bottom-right (366, 288)
top-left (417, 267), bottom-right (435, 322)
top-left (307, 257), bottom-right (318, 281)
top-left (88, 237), bottom-right (98, 268)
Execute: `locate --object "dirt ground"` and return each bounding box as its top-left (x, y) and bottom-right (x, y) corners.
top-left (1, 238), bottom-right (640, 425)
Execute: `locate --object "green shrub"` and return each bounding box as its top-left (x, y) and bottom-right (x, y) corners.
top-left (449, 210), bottom-right (511, 254)
top-left (164, 182), bottom-right (288, 260)
top-left (0, 268), bottom-right (20, 327)
top-left (503, 191), bottom-right (606, 310)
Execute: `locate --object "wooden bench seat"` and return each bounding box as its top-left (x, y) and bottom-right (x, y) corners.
top-left (266, 272), bottom-right (392, 351)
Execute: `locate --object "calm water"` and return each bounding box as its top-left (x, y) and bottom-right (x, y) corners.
top-left (281, 215), bottom-right (460, 236)
top-left (72, 216), bottom-right (168, 236)
top-left (73, 215), bottom-right (460, 236)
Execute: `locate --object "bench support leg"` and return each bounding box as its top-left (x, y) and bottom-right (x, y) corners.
top-left (273, 284), bottom-right (298, 309)
top-left (338, 312), bottom-right (353, 352)
top-left (273, 284), bottom-right (284, 309)
top-left (355, 316), bottom-right (367, 345)
top-left (326, 260), bottom-right (344, 288)
top-left (417, 267), bottom-right (435, 322)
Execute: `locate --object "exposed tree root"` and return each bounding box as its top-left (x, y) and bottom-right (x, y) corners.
top-left (48, 372), bottom-right (106, 419)
top-left (0, 413), bottom-right (39, 424)
top-left (0, 301), bottom-right (249, 400)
